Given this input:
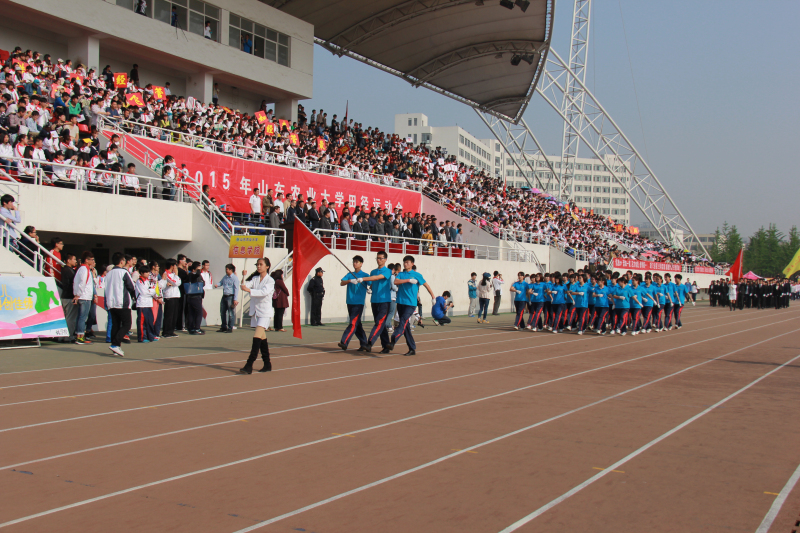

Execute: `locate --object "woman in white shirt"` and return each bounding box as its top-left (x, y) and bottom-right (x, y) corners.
top-left (728, 282), bottom-right (737, 312)
top-left (239, 257), bottom-right (275, 374)
top-left (0, 134), bottom-right (13, 174)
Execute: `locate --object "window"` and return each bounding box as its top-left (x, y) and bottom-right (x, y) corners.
top-left (229, 14), bottom-right (290, 66)
top-left (584, 196), bottom-right (591, 203)
top-left (603, 176), bottom-right (611, 183)
top-left (602, 198), bottom-right (610, 204)
top-left (602, 208), bottom-right (610, 214)
top-left (594, 186), bottom-right (601, 193)
top-left (421, 133), bottom-right (431, 144)
top-left (408, 118), bottom-right (412, 126)
top-left (413, 133), bottom-right (417, 144)
top-left (574, 185), bottom-right (581, 192)
top-left (602, 187), bottom-right (610, 193)
top-left (414, 118), bottom-right (418, 126)
top-left (459, 149), bottom-right (463, 157)
top-left (594, 176), bottom-right (601, 182)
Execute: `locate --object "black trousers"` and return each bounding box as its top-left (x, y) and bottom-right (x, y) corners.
top-left (162, 298), bottom-right (180, 336)
top-left (109, 308), bottom-right (132, 347)
top-left (274, 307), bottom-right (286, 330)
top-left (310, 294), bottom-right (323, 325)
top-left (186, 296), bottom-right (203, 331)
top-left (175, 293), bottom-right (185, 330)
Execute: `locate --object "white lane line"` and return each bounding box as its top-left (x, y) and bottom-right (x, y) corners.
top-left (0, 311), bottom-right (783, 432)
top-left (0, 326), bottom-right (486, 377)
top-left (755, 462), bottom-right (800, 533)
top-left (7, 316), bottom-right (754, 470)
top-left (0, 329), bottom-right (525, 390)
top-left (498, 353), bottom-right (800, 533)
top-left (0, 324), bottom-right (795, 531)
top-left (224, 332), bottom-right (800, 531)
top-left (0, 307), bottom-right (732, 393)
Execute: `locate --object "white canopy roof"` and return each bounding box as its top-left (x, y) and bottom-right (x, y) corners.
top-left (260, 0), bottom-right (554, 122)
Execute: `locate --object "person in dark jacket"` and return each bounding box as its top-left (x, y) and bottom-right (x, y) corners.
top-left (176, 254), bottom-right (190, 331)
top-left (185, 261), bottom-right (205, 334)
top-left (295, 200), bottom-right (307, 226)
top-left (271, 269), bottom-right (290, 332)
top-left (352, 215), bottom-right (368, 238)
top-left (306, 267), bottom-right (325, 326)
top-left (58, 253), bottom-right (78, 343)
top-left (307, 200), bottom-right (320, 230)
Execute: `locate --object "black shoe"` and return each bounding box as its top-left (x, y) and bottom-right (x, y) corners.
top-left (258, 364), bottom-right (272, 372)
top-left (189, 330), bottom-right (199, 335)
top-left (379, 348), bottom-right (391, 354)
top-left (388, 341), bottom-right (395, 351)
top-left (196, 330), bottom-right (205, 335)
top-left (363, 344), bottom-right (372, 353)
top-left (417, 321), bottom-right (425, 329)
top-left (239, 366), bottom-right (253, 374)
top-left (225, 329), bottom-right (233, 333)
top-left (217, 329), bottom-right (227, 333)
top-left (339, 342), bottom-right (348, 351)
top-left (404, 350), bottom-right (416, 356)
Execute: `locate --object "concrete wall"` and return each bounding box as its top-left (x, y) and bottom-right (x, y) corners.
top-left (18, 184), bottom-right (194, 241)
top-left (0, 245), bottom-right (42, 277)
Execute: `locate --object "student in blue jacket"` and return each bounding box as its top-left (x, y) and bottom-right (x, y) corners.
top-left (610, 277), bottom-right (632, 335)
top-left (587, 276), bottom-right (598, 330)
top-left (338, 255), bottom-right (370, 351)
top-left (510, 271), bottom-right (529, 330)
top-left (662, 273), bottom-right (676, 330)
top-left (592, 277), bottom-right (611, 334)
top-left (672, 274), bottom-right (689, 329)
top-left (526, 273), bottom-right (545, 331)
top-left (652, 274), bottom-right (668, 332)
top-left (547, 273), bottom-right (567, 333)
top-left (640, 275), bottom-right (658, 333)
top-left (568, 273), bottom-right (590, 334)
top-left (389, 255), bottom-right (436, 356)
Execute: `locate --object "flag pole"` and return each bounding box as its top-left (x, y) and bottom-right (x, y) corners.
top-left (303, 223), bottom-right (354, 275)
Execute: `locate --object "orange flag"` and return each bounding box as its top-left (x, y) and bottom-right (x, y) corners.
top-left (254, 111), bottom-right (267, 124)
top-left (289, 133), bottom-right (299, 146)
top-left (152, 86), bottom-right (166, 100)
top-left (113, 73), bottom-right (128, 88)
top-left (279, 119), bottom-right (290, 131)
top-left (317, 138), bottom-right (327, 152)
top-left (264, 123), bottom-right (276, 136)
top-left (125, 93), bottom-right (145, 107)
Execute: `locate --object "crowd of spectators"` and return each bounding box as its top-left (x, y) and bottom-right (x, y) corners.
top-left (0, 44), bottom-right (715, 269)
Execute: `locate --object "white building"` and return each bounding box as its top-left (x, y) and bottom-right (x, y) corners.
top-left (395, 113), bottom-right (631, 225)
top-left (0, 0), bottom-right (314, 120)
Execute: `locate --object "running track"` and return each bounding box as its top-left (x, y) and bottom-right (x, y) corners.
top-left (0, 304), bottom-right (799, 532)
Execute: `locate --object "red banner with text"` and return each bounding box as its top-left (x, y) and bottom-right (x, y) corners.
top-left (612, 258), bottom-right (682, 273)
top-left (129, 137), bottom-right (423, 214)
top-left (693, 266), bottom-right (715, 274)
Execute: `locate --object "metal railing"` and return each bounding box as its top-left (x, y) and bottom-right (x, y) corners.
top-left (499, 228), bottom-right (589, 262)
top-left (312, 228), bottom-right (542, 264)
top-left (1, 156), bottom-right (201, 201)
top-left (101, 117), bottom-right (424, 193)
top-left (0, 220), bottom-right (65, 277)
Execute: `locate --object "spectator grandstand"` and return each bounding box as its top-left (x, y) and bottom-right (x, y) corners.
top-left (0, 44), bottom-right (724, 275)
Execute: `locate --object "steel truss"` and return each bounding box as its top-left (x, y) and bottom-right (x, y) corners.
top-left (557, 0), bottom-right (592, 199)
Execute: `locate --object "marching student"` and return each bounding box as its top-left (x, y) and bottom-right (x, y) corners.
top-left (135, 264), bottom-right (159, 343)
top-left (359, 250), bottom-right (393, 353)
top-left (662, 273), bottom-right (676, 330)
top-left (564, 273), bottom-right (577, 330)
top-left (526, 273), bottom-right (544, 331)
top-left (239, 257), bottom-right (274, 374)
top-left (628, 277), bottom-right (644, 335)
top-left (547, 273), bottom-right (567, 333)
top-left (653, 274), bottom-right (668, 332)
top-left (510, 271), bottom-right (528, 330)
top-left (587, 275), bottom-right (598, 330)
top-left (672, 274), bottom-right (689, 329)
top-left (728, 281), bottom-right (738, 311)
top-left (610, 277), bottom-right (632, 335)
top-left (640, 276), bottom-right (658, 334)
top-left (568, 273), bottom-right (589, 335)
top-left (541, 273), bottom-right (553, 330)
top-left (160, 258), bottom-right (182, 338)
top-left (592, 277), bottom-right (611, 335)
top-left (389, 255), bottom-right (436, 356)
top-left (337, 255), bottom-right (370, 352)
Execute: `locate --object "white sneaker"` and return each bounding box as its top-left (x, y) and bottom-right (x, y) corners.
top-left (552, 329), bottom-right (558, 334)
top-left (109, 345), bottom-right (125, 357)
top-left (565, 326), bottom-right (572, 331)
top-left (514, 326), bottom-right (519, 330)
top-left (632, 331), bottom-right (638, 336)
top-left (646, 329), bottom-right (651, 333)
top-left (577, 330), bottom-right (583, 335)
top-left (609, 330), bottom-right (615, 335)
top-left (525, 325), bottom-right (532, 330)
top-left (621, 332), bottom-right (627, 336)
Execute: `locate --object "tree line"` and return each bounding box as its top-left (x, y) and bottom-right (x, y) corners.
top-left (709, 223), bottom-right (800, 278)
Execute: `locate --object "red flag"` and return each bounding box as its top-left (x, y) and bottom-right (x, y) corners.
top-left (264, 123), bottom-right (276, 136)
top-left (113, 73), bottom-right (128, 88)
top-left (343, 100), bottom-right (348, 126)
top-left (289, 133), bottom-right (299, 146)
top-left (125, 93), bottom-right (145, 107)
top-left (292, 219), bottom-right (331, 339)
top-left (725, 249), bottom-right (743, 282)
top-left (254, 110), bottom-right (267, 124)
top-left (152, 86), bottom-right (166, 100)
top-left (317, 138), bottom-right (327, 152)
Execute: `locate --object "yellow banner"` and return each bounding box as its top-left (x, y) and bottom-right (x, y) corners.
top-left (783, 247), bottom-right (800, 277)
top-left (229, 235), bottom-right (266, 258)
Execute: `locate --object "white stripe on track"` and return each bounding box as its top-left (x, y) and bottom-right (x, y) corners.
top-left (8, 315), bottom-right (779, 471)
top-left (0, 329), bottom-right (529, 390)
top-left (0, 311), bottom-right (786, 431)
top-left (0, 323), bottom-right (795, 531)
top-left (755, 461), bottom-right (800, 533)
top-left (0, 307), bottom-right (730, 392)
top-left (498, 353), bottom-right (800, 533)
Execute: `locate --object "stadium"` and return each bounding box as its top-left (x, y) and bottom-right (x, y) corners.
top-left (0, 0), bottom-right (798, 531)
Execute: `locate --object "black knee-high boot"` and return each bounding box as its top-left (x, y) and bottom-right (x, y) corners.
top-left (258, 338), bottom-right (271, 372)
top-left (240, 337), bottom-right (261, 374)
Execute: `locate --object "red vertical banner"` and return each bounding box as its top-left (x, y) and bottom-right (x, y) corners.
top-left (264, 123), bottom-right (275, 136)
top-left (725, 249), bottom-right (743, 282)
top-left (317, 138), bottom-right (327, 152)
top-left (152, 86), bottom-right (166, 100)
top-left (291, 220), bottom-right (331, 339)
top-left (254, 111), bottom-right (267, 124)
top-left (289, 133), bottom-right (299, 146)
top-left (279, 119), bottom-right (290, 131)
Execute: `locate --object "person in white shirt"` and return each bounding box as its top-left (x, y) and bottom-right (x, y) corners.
top-left (491, 272), bottom-right (504, 315)
top-left (200, 260), bottom-right (213, 290)
top-left (134, 264), bottom-right (160, 342)
top-left (249, 187), bottom-right (261, 216)
top-left (160, 258), bottom-right (182, 338)
top-left (204, 21), bottom-right (213, 39)
top-left (72, 252), bottom-right (97, 345)
top-left (239, 257), bottom-right (274, 374)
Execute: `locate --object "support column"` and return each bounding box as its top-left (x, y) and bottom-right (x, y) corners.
top-left (67, 34), bottom-right (100, 72)
top-left (186, 72), bottom-right (213, 103)
top-left (275, 98), bottom-right (298, 123)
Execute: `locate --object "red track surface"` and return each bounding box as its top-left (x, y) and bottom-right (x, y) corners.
top-left (1, 305), bottom-right (799, 532)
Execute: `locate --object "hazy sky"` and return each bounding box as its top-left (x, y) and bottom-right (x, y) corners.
top-left (302, 0), bottom-right (799, 237)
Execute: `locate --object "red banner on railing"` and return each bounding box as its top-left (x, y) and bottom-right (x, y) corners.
top-left (125, 136), bottom-right (423, 214)
top-left (693, 266), bottom-right (715, 274)
top-left (613, 258), bottom-right (682, 272)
